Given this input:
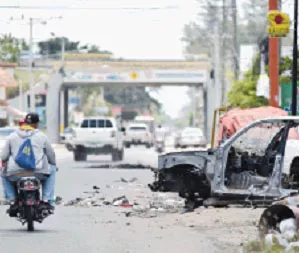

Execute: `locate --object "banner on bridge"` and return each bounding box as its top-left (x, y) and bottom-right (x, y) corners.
top-left (64, 70), bottom-right (208, 84)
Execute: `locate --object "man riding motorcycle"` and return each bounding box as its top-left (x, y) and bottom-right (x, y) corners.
top-left (1, 113), bottom-right (57, 216)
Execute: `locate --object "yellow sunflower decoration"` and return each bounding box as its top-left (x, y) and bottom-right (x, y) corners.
top-left (130, 72), bottom-right (138, 80)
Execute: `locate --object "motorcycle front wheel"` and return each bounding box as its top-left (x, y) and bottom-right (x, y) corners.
top-left (25, 206), bottom-right (34, 231)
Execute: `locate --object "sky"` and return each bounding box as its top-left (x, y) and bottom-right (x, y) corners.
top-left (0, 0), bottom-right (202, 118)
top-left (0, 0), bottom-right (295, 118)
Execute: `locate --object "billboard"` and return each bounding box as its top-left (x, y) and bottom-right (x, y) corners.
top-left (281, 82), bottom-right (299, 115)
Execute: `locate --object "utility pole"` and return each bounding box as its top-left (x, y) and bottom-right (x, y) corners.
top-left (269, 0), bottom-right (279, 107)
top-left (61, 37), bottom-right (65, 64)
top-left (19, 79), bottom-right (23, 111)
top-left (214, 21), bottom-right (222, 109)
top-left (232, 0), bottom-right (239, 80)
top-left (193, 86), bottom-right (197, 127)
top-left (291, 0), bottom-right (298, 115)
top-left (29, 17), bottom-right (35, 112)
top-left (220, 0), bottom-right (227, 104)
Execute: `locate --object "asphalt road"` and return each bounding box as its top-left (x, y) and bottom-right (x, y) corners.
top-left (0, 146), bottom-right (228, 253)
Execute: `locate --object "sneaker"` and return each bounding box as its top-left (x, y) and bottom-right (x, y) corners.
top-left (40, 201), bottom-right (55, 211)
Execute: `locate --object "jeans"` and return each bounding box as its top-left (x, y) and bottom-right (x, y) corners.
top-left (1, 164), bottom-right (56, 203)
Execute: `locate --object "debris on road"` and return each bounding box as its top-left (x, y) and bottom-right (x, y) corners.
top-left (120, 177), bottom-right (138, 183)
top-left (87, 163), bottom-right (156, 170)
top-left (55, 196), bottom-right (63, 205)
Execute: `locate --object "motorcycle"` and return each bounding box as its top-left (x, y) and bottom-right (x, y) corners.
top-left (7, 174), bottom-right (53, 231)
top-left (155, 138), bottom-right (165, 153)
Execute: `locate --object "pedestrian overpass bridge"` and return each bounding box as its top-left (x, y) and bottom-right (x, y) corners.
top-left (46, 60), bottom-right (215, 143)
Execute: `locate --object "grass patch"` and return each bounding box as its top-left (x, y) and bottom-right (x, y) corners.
top-left (244, 238), bottom-right (299, 253)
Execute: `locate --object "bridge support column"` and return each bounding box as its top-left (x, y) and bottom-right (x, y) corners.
top-left (64, 88), bottom-right (69, 129)
top-left (59, 88), bottom-right (69, 132)
top-left (203, 88), bottom-right (208, 141)
top-left (46, 71), bottom-right (63, 144)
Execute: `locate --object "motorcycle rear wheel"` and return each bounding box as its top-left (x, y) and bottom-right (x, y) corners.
top-left (25, 206), bottom-right (34, 231)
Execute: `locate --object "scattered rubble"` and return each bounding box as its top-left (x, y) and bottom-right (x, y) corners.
top-left (87, 163), bottom-right (156, 170)
top-left (120, 177), bottom-right (138, 183)
top-left (55, 196), bottom-right (63, 205)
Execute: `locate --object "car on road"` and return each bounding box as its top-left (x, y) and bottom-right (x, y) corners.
top-left (124, 123), bottom-right (153, 148)
top-left (60, 127), bottom-right (73, 144)
top-left (68, 117), bottom-right (124, 161)
top-left (174, 127), bottom-right (206, 148)
top-left (0, 127), bottom-right (17, 152)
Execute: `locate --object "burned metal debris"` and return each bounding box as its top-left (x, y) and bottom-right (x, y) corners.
top-left (149, 118), bottom-right (299, 210)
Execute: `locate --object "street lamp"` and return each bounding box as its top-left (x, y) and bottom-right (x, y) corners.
top-left (29, 18), bottom-right (47, 113)
top-left (28, 16), bottom-right (63, 113)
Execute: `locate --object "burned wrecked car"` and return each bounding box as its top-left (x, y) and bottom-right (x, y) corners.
top-left (149, 117), bottom-right (299, 209)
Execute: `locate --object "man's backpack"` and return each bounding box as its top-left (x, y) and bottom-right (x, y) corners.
top-left (15, 138), bottom-right (36, 170)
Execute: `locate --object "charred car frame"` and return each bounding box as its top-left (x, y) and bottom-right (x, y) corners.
top-left (149, 117), bottom-right (299, 209)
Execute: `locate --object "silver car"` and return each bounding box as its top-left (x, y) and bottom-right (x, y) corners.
top-left (176, 127), bottom-right (206, 148)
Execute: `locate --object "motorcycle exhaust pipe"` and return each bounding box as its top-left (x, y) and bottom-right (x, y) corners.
top-left (41, 209), bottom-right (49, 218)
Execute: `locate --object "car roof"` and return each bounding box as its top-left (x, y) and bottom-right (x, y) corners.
top-left (183, 127), bottom-right (203, 131)
top-left (128, 123), bottom-right (148, 128)
top-left (83, 117), bottom-right (115, 120)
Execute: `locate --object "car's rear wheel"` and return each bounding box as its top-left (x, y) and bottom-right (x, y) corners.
top-left (73, 150), bottom-right (87, 161)
top-left (119, 149), bottom-right (124, 160)
top-left (112, 149), bottom-right (120, 161)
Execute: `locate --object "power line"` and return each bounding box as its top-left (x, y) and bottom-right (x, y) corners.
top-left (0, 5), bottom-right (180, 10)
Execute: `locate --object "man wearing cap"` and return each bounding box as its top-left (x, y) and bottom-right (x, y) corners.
top-left (1, 113), bottom-right (57, 216)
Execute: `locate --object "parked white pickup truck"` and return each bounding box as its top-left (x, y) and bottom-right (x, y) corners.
top-left (68, 117), bottom-right (124, 161)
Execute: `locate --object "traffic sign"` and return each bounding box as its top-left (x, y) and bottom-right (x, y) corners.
top-left (267, 11), bottom-right (290, 37)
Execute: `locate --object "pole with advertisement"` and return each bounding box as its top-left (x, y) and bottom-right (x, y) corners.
top-left (267, 4), bottom-right (291, 107)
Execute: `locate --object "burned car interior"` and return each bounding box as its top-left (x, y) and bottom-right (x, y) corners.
top-left (149, 118), bottom-right (299, 209)
top-left (225, 122), bottom-right (288, 189)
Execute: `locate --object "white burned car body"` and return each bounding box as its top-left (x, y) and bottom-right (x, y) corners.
top-left (149, 117), bottom-right (299, 208)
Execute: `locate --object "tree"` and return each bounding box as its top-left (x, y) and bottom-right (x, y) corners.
top-left (38, 37), bottom-right (80, 55)
top-left (88, 45), bottom-right (100, 53)
top-left (228, 53), bottom-right (269, 108)
top-left (279, 52), bottom-right (299, 83)
top-left (182, 0), bottom-right (268, 59)
top-left (0, 34), bottom-right (24, 62)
